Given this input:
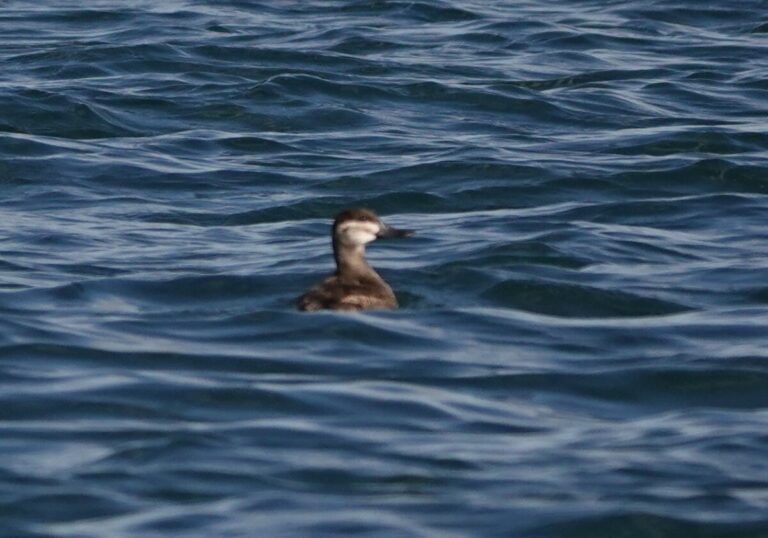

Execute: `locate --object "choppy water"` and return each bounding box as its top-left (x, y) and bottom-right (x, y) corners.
top-left (2, 1), bottom-right (768, 536)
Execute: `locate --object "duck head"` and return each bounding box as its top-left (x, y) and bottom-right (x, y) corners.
top-left (332, 208), bottom-right (414, 247)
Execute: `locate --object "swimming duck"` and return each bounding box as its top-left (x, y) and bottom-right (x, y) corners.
top-left (298, 208), bottom-right (413, 311)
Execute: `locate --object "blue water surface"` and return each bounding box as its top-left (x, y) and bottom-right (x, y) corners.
top-left (1, 1), bottom-right (768, 536)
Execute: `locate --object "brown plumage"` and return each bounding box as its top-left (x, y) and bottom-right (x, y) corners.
top-left (298, 208), bottom-right (413, 312)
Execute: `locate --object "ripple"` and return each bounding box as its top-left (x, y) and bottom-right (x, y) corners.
top-left (483, 279), bottom-right (692, 318)
top-left (2, 0), bottom-right (768, 536)
top-left (0, 90), bottom-right (140, 139)
top-left (534, 513), bottom-right (768, 538)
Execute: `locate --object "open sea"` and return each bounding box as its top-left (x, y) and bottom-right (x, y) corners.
top-left (2, 1), bottom-right (768, 536)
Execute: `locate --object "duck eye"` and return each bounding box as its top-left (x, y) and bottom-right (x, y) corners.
top-left (359, 216), bottom-right (370, 222)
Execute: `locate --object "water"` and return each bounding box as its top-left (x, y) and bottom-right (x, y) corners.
top-left (2, 1), bottom-right (768, 536)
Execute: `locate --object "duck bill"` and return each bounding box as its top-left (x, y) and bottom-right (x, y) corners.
top-left (377, 224), bottom-right (414, 239)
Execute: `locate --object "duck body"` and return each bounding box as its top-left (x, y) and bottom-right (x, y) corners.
top-left (298, 208), bottom-right (413, 312)
top-left (298, 272), bottom-right (397, 312)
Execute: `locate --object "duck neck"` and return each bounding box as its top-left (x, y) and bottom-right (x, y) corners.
top-left (333, 239), bottom-right (376, 279)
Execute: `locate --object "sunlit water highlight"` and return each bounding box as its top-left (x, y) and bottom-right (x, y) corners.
top-left (1, 1), bottom-right (768, 536)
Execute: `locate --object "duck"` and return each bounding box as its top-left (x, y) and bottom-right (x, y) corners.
top-left (298, 208), bottom-right (413, 311)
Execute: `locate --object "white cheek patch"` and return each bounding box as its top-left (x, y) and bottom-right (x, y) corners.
top-left (347, 229), bottom-right (377, 245)
top-left (337, 221), bottom-right (380, 246)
